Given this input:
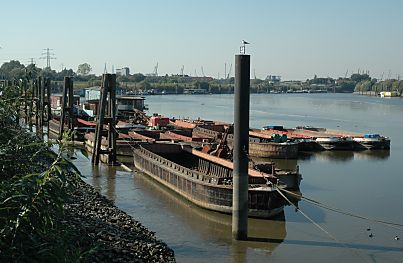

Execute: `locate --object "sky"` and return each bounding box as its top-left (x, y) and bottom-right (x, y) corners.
top-left (1, 0), bottom-right (402, 80)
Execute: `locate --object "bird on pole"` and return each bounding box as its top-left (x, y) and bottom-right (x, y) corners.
top-left (240, 40), bottom-right (250, 54)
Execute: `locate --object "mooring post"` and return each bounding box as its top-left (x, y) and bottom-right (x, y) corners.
top-left (44, 78), bottom-right (51, 137)
top-left (92, 74), bottom-right (109, 165)
top-left (15, 80), bottom-right (22, 126)
top-left (232, 54), bottom-right (250, 240)
top-left (92, 74), bottom-right (118, 165)
top-left (107, 74), bottom-right (117, 165)
top-left (23, 79), bottom-right (28, 125)
top-left (33, 79), bottom-right (38, 127)
top-left (67, 78), bottom-right (74, 131)
top-left (59, 77), bottom-right (68, 139)
top-left (28, 79), bottom-right (33, 131)
top-left (59, 77), bottom-right (73, 139)
top-left (37, 77), bottom-right (44, 138)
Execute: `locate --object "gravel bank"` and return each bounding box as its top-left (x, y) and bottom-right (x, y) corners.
top-left (63, 179), bottom-right (176, 262)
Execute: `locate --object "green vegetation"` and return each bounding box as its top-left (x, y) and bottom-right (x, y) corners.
top-left (0, 83), bottom-right (96, 262)
top-left (355, 78), bottom-right (403, 94)
top-left (1, 60), bottom-right (400, 95)
top-left (77, 63), bottom-right (92, 76)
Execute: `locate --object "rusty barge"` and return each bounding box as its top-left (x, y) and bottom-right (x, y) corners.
top-left (260, 126), bottom-right (390, 151)
top-left (193, 125), bottom-right (299, 159)
top-left (133, 143), bottom-right (295, 218)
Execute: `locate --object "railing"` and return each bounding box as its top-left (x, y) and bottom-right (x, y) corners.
top-left (136, 146), bottom-right (222, 184)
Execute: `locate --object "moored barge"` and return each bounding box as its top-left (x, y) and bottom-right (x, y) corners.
top-left (193, 126), bottom-right (299, 159)
top-left (133, 143), bottom-right (290, 218)
top-left (261, 126), bottom-right (390, 151)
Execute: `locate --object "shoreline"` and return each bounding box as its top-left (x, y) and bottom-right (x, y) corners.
top-left (63, 178), bottom-right (176, 262)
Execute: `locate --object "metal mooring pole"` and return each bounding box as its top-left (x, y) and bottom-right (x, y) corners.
top-left (232, 54), bottom-right (250, 240)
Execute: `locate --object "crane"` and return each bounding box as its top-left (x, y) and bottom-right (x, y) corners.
top-left (227, 63), bottom-right (232, 79)
top-left (201, 66), bottom-right (205, 77)
top-left (180, 65), bottom-right (184, 77)
top-left (154, 62), bottom-right (158, 76)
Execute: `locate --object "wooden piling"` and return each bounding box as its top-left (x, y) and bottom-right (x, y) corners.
top-left (37, 77), bottom-right (44, 138)
top-left (28, 79), bottom-right (33, 131)
top-left (92, 74), bottom-right (117, 165)
top-left (59, 77), bottom-right (73, 140)
top-left (44, 78), bottom-right (51, 137)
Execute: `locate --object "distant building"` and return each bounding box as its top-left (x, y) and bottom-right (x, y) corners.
top-left (266, 75), bottom-right (281, 83)
top-left (116, 67), bottom-right (130, 76)
top-left (50, 94), bottom-right (80, 110)
top-left (82, 87), bottom-right (128, 101)
top-left (183, 88), bottom-right (208, 94)
top-left (82, 95), bottom-right (145, 117)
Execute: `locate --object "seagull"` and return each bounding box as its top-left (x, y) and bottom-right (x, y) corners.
top-left (395, 236), bottom-right (400, 241)
top-left (242, 40), bottom-right (250, 45)
top-left (366, 227), bottom-right (371, 231)
top-left (369, 233), bottom-right (374, 238)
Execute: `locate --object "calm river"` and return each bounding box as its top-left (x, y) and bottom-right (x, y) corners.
top-left (73, 93), bottom-right (403, 262)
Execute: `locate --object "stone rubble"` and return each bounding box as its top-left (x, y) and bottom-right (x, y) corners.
top-left (63, 179), bottom-right (176, 262)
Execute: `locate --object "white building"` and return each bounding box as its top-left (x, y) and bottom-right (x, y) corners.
top-left (116, 67), bottom-right (130, 76)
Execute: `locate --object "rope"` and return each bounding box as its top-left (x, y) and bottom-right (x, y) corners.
top-left (279, 188), bottom-right (403, 231)
top-left (112, 125), bottom-right (138, 152)
top-left (276, 188), bottom-right (369, 263)
top-left (244, 151), bottom-right (271, 184)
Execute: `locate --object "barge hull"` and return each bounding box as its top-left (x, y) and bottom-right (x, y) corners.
top-left (133, 144), bottom-right (285, 218)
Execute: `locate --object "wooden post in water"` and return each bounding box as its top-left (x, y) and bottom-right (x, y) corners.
top-left (28, 79), bottom-right (34, 131)
top-left (15, 79), bottom-right (22, 126)
top-left (37, 77), bottom-right (44, 138)
top-left (23, 79), bottom-right (28, 125)
top-left (232, 54), bottom-right (250, 240)
top-left (92, 74), bottom-right (117, 165)
top-left (107, 74), bottom-right (117, 165)
top-left (59, 77), bottom-right (74, 139)
top-left (33, 79), bottom-right (39, 129)
top-left (44, 78), bottom-right (51, 137)
top-left (67, 77), bottom-right (74, 132)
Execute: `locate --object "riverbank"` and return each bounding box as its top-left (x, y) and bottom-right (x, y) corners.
top-left (0, 82), bottom-right (175, 262)
top-left (353, 91), bottom-right (403, 97)
top-left (63, 178), bottom-right (175, 262)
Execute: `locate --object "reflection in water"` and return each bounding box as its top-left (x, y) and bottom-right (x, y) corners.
top-left (251, 157), bottom-right (298, 171)
top-left (299, 150), bottom-right (390, 162)
top-left (309, 151), bottom-right (355, 162)
top-left (134, 171), bottom-right (287, 255)
top-left (92, 165), bottom-right (116, 200)
top-left (353, 150), bottom-right (390, 160)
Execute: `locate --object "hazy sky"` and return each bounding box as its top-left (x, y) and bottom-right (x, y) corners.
top-left (1, 0), bottom-right (402, 80)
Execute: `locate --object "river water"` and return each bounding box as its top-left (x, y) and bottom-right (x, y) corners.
top-left (72, 93), bottom-right (403, 262)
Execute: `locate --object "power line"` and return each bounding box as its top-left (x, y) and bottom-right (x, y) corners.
top-left (27, 58), bottom-right (36, 65)
top-left (39, 48), bottom-right (56, 68)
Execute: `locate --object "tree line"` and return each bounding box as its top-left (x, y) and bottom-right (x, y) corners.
top-left (2, 60), bottom-right (400, 94)
top-left (355, 78), bottom-right (403, 94)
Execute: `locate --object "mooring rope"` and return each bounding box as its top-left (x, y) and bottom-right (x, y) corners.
top-left (276, 188), bottom-right (370, 263)
top-left (112, 126), bottom-right (138, 152)
top-left (279, 188), bottom-right (403, 231)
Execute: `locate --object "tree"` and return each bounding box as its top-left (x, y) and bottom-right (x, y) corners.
top-left (350, 73), bottom-right (370, 83)
top-left (25, 64), bottom-right (41, 79)
top-left (131, 73), bottom-right (146, 82)
top-left (0, 60), bottom-right (25, 79)
top-left (194, 81), bottom-right (209, 90)
top-left (77, 63), bottom-right (92, 75)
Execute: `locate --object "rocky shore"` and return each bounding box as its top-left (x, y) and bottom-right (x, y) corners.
top-left (63, 179), bottom-right (176, 262)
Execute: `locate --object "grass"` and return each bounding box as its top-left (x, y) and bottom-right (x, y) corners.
top-left (0, 81), bottom-right (98, 262)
